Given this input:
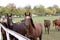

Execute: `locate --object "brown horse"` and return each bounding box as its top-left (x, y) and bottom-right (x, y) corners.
top-left (24, 12), bottom-right (43, 40)
top-left (53, 19), bottom-right (60, 31)
top-left (53, 19), bottom-right (57, 28)
top-left (44, 20), bottom-right (51, 34)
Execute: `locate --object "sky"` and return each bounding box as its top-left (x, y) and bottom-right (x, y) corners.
top-left (0, 0), bottom-right (60, 8)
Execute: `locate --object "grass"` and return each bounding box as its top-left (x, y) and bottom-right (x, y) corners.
top-left (12, 16), bottom-right (60, 40)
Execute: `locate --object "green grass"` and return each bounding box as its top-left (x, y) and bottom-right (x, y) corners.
top-left (12, 16), bottom-right (60, 40)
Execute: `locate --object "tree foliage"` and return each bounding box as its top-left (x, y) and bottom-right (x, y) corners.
top-left (0, 3), bottom-right (60, 16)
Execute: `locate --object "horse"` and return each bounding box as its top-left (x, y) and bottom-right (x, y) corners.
top-left (53, 19), bottom-right (60, 31)
top-left (1, 18), bottom-right (8, 40)
top-left (24, 12), bottom-right (43, 40)
top-left (44, 20), bottom-right (51, 34)
top-left (6, 13), bottom-right (31, 40)
top-left (1, 16), bottom-right (15, 40)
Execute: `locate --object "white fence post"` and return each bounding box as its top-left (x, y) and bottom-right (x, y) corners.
top-left (0, 25), bottom-right (3, 40)
top-left (6, 32), bottom-right (10, 40)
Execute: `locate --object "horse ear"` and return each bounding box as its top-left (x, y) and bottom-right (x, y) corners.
top-left (29, 12), bottom-right (30, 16)
top-left (29, 12), bottom-right (32, 17)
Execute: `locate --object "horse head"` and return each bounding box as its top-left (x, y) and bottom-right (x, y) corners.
top-left (6, 14), bottom-right (13, 29)
top-left (24, 12), bottom-right (35, 29)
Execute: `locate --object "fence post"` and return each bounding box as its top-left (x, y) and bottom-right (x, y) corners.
top-left (6, 32), bottom-right (10, 40)
top-left (0, 26), bottom-right (3, 40)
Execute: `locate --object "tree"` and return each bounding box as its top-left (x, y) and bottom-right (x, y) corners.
top-left (15, 8), bottom-right (26, 16)
top-left (48, 7), bottom-right (56, 15)
top-left (52, 8), bottom-right (56, 15)
top-left (24, 5), bottom-right (31, 13)
top-left (6, 3), bottom-right (16, 15)
top-left (33, 5), bottom-right (45, 15)
top-left (0, 6), bottom-right (5, 16)
top-left (53, 5), bottom-right (60, 13)
top-left (45, 8), bottom-right (53, 15)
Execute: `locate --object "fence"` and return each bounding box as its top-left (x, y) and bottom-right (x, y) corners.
top-left (0, 23), bottom-right (30, 40)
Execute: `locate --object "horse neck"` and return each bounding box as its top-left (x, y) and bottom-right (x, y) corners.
top-left (7, 19), bottom-right (13, 29)
top-left (28, 23), bottom-right (33, 34)
top-left (28, 20), bottom-right (35, 33)
top-left (29, 18), bottom-right (35, 28)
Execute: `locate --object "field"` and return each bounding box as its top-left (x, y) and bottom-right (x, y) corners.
top-left (0, 16), bottom-right (60, 40)
top-left (13, 16), bottom-right (60, 40)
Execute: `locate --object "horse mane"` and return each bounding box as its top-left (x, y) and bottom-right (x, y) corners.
top-left (30, 18), bottom-right (35, 28)
top-left (7, 17), bottom-right (10, 26)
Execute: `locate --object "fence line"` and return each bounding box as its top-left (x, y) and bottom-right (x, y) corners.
top-left (0, 23), bottom-right (30, 40)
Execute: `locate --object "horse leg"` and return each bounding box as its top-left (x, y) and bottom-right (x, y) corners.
top-left (45, 27), bottom-right (46, 33)
top-left (55, 26), bottom-right (57, 30)
top-left (58, 29), bottom-right (59, 31)
top-left (10, 36), bottom-right (18, 40)
top-left (2, 34), bottom-right (7, 40)
top-left (10, 35), bottom-right (14, 40)
top-left (1, 29), bottom-right (7, 40)
top-left (57, 27), bottom-right (60, 31)
top-left (39, 32), bottom-right (42, 40)
top-left (32, 38), bottom-right (37, 40)
top-left (45, 27), bottom-right (46, 32)
top-left (47, 27), bottom-right (49, 34)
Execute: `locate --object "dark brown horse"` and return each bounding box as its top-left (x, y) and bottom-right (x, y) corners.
top-left (1, 16), bottom-right (15, 40)
top-left (24, 12), bottom-right (43, 40)
top-left (1, 18), bottom-right (8, 40)
top-left (6, 14), bottom-right (31, 40)
top-left (53, 19), bottom-right (60, 31)
top-left (44, 20), bottom-right (51, 34)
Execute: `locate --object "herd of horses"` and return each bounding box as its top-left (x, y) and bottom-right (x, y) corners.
top-left (44, 19), bottom-right (60, 34)
top-left (1, 12), bottom-right (60, 40)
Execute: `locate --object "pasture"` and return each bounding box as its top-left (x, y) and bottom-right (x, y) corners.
top-left (0, 16), bottom-right (60, 40)
top-left (13, 16), bottom-right (60, 40)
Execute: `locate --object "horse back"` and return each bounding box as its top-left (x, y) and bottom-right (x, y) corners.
top-left (12, 22), bottom-right (27, 35)
top-left (55, 20), bottom-right (60, 26)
